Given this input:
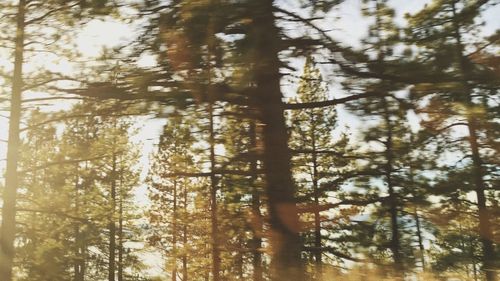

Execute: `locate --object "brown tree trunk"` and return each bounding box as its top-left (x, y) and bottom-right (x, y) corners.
top-left (108, 150), bottom-right (117, 281)
top-left (118, 171), bottom-right (124, 281)
top-left (172, 180), bottom-right (178, 281)
top-left (182, 183), bottom-right (188, 281)
top-left (0, 0), bottom-right (26, 280)
top-left (382, 97), bottom-right (403, 279)
top-left (249, 121), bottom-right (263, 281)
top-left (450, 3), bottom-right (496, 280)
top-left (414, 208), bottom-right (425, 271)
top-left (74, 165), bottom-right (85, 281)
top-left (311, 124), bottom-right (322, 277)
top-left (208, 103), bottom-right (221, 281)
top-left (250, 1), bottom-right (304, 280)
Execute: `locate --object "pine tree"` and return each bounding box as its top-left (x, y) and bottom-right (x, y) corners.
top-left (0, 1), bottom-right (117, 278)
top-left (288, 55), bottom-right (352, 279)
top-left (406, 1), bottom-right (499, 279)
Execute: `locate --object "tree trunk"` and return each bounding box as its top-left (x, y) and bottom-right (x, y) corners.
top-left (311, 123), bottom-right (322, 277)
top-left (74, 165), bottom-right (85, 281)
top-left (250, 1), bottom-right (304, 280)
top-left (108, 150), bottom-right (117, 281)
top-left (249, 121), bottom-right (263, 281)
top-left (382, 97), bottom-right (403, 279)
top-left (172, 180), bottom-right (178, 281)
top-left (450, 3), bottom-right (496, 280)
top-left (182, 183), bottom-right (188, 281)
top-left (118, 171), bottom-right (124, 281)
top-left (414, 208), bottom-right (425, 271)
top-left (208, 103), bottom-right (221, 281)
top-left (0, 0), bottom-right (26, 279)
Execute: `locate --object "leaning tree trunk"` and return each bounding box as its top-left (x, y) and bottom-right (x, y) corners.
top-left (250, 1), bottom-right (304, 280)
top-left (0, 0), bottom-right (26, 280)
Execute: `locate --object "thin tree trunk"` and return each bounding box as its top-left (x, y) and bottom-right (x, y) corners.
top-left (249, 121), bottom-right (263, 281)
top-left (450, 3), bottom-right (496, 280)
top-left (118, 169), bottom-right (124, 281)
top-left (251, 1), bottom-right (304, 280)
top-left (182, 183), bottom-right (188, 281)
top-left (0, 1), bottom-right (26, 279)
top-left (413, 208), bottom-right (425, 271)
top-left (172, 180), bottom-right (178, 281)
top-left (382, 97), bottom-right (403, 279)
top-left (108, 150), bottom-right (117, 281)
top-left (471, 235), bottom-right (479, 281)
top-left (208, 103), bottom-right (221, 281)
top-left (236, 235), bottom-right (244, 279)
top-left (311, 123), bottom-right (322, 277)
top-left (74, 165), bottom-right (85, 281)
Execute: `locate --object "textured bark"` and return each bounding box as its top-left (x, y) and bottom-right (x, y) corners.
top-left (251, 1), bottom-right (304, 280)
top-left (0, 0), bottom-right (26, 279)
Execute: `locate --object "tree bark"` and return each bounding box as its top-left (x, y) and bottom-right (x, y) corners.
top-left (413, 208), bottom-right (425, 271)
top-left (450, 3), bottom-right (496, 280)
top-left (118, 170), bottom-right (124, 281)
top-left (208, 103), bottom-right (221, 281)
top-left (108, 150), bottom-right (117, 281)
top-left (249, 121), bottom-right (263, 281)
top-left (311, 123), bottom-right (322, 275)
top-left (182, 183), bottom-right (188, 281)
top-left (250, 1), bottom-right (304, 280)
top-left (172, 180), bottom-right (178, 281)
top-left (0, 0), bottom-right (26, 279)
top-left (74, 165), bottom-right (85, 281)
top-left (382, 97), bottom-right (403, 279)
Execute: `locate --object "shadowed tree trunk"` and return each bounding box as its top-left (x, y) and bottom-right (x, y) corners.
top-left (0, 1), bottom-right (26, 280)
top-left (74, 165), bottom-right (85, 281)
top-left (249, 121), bottom-right (263, 281)
top-left (450, 3), bottom-right (496, 280)
top-left (108, 148), bottom-right (117, 281)
top-left (382, 97), bottom-right (403, 279)
top-left (250, 1), bottom-right (304, 280)
top-left (311, 122), bottom-right (322, 275)
top-left (182, 183), bottom-right (188, 281)
top-left (172, 180), bottom-right (178, 281)
top-left (413, 208), bottom-right (425, 271)
top-left (208, 103), bottom-right (221, 281)
top-left (118, 169), bottom-right (124, 281)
